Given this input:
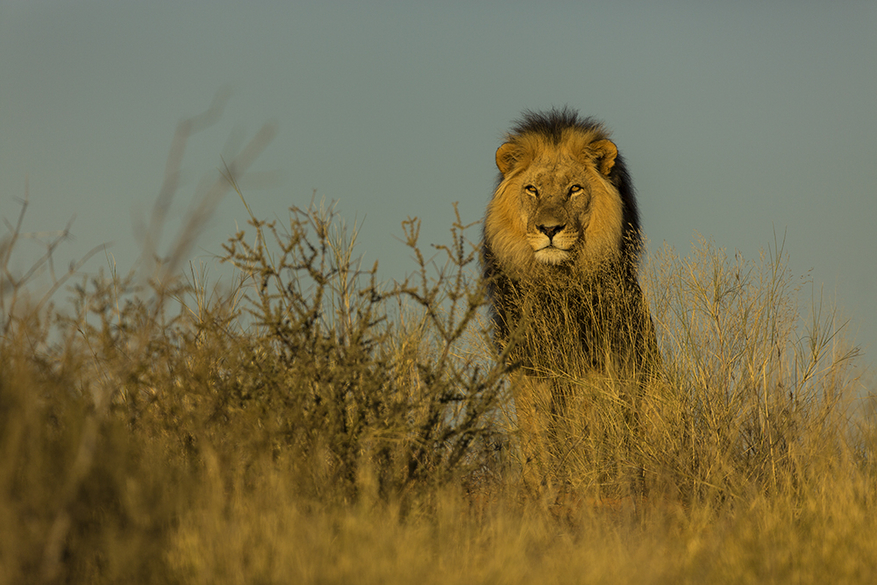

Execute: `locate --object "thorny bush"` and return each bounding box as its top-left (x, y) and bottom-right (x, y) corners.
top-left (219, 202), bottom-right (510, 500)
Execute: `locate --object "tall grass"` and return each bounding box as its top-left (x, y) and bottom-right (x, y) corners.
top-left (642, 237), bottom-right (863, 504)
top-left (0, 185), bottom-right (510, 584)
top-left (1, 113), bottom-right (874, 582)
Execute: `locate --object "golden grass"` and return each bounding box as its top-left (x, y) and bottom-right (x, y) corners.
top-left (1, 107), bottom-right (874, 583)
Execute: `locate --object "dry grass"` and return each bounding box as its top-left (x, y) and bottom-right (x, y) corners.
top-left (1, 107), bottom-right (874, 583)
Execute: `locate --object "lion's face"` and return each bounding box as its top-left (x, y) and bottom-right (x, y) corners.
top-left (485, 134), bottom-right (625, 278)
top-left (515, 152), bottom-right (594, 265)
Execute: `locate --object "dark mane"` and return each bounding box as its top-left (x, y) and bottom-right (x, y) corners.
top-left (510, 107), bottom-right (604, 145)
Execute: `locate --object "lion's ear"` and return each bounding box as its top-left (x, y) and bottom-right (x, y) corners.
top-left (495, 142), bottom-right (520, 175)
top-left (590, 139), bottom-right (618, 175)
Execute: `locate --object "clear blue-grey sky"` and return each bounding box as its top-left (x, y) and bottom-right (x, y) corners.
top-left (2, 1), bottom-right (875, 375)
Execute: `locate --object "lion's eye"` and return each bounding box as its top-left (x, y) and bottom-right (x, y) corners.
top-left (569, 185), bottom-right (583, 196)
top-left (524, 185), bottom-right (538, 197)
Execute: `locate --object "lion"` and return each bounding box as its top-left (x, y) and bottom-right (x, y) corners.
top-left (481, 108), bottom-right (659, 491)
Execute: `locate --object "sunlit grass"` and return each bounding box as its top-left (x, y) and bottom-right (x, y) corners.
top-left (1, 106), bottom-right (874, 583)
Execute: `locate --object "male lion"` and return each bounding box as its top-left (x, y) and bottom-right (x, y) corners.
top-left (481, 108), bottom-right (659, 491)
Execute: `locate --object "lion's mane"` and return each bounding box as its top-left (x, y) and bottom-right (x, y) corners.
top-left (481, 107), bottom-right (656, 378)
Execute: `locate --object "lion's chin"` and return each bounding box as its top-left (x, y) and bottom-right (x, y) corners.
top-left (534, 247), bottom-right (571, 265)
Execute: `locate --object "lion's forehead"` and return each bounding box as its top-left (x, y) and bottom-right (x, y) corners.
top-left (524, 157), bottom-right (589, 189)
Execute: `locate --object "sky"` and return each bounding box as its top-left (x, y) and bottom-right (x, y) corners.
top-left (2, 1), bottom-right (876, 378)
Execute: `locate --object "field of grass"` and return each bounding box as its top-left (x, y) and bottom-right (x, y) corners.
top-left (2, 117), bottom-right (874, 583)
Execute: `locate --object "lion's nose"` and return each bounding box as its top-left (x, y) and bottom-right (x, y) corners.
top-left (537, 224), bottom-right (565, 240)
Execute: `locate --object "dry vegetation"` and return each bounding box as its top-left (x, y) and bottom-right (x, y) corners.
top-left (2, 112), bottom-right (875, 584)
